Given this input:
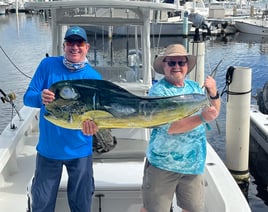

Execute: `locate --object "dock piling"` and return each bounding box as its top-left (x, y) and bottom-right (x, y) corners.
top-left (225, 66), bottom-right (252, 197)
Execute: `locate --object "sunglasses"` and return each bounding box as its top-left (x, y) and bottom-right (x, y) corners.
top-left (65, 40), bottom-right (87, 47)
top-left (164, 60), bottom-right (188, 67)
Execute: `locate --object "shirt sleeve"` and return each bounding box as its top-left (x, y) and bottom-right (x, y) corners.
top-left (23, 59), bottom-right (47, 108)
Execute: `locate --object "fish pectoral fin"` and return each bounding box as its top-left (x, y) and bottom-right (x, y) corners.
top-left (81, 110), bottom-right (114, 121)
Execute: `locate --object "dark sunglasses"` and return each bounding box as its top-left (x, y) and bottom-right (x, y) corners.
top-left (164, 60), bottom-right (188, 67)
top-left (65, 40), bottom-right (87, 47)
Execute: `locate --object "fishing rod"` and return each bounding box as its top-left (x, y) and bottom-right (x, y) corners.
top-left (203, 59), bottom-right (223, 134)
top-left (210, 58), bottom-right (223, 79)
top-left (202, 58), bottom-right (223, 89)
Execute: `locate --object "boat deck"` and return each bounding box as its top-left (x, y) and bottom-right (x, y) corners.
top-left (0, 117), bottom-right (250, 212)
top-left (0, 131), bottom-right (149, 212)
top-left (0, 106), bottom-right (252, 212)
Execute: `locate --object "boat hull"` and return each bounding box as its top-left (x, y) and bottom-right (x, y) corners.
top-left (249, 104), bottom-right (268, 186)
top-left (235, 20), bottom-right (268, 35)
top-left (0, 3), bottom-right (8, 15)
top-left (250, 105), bottom-right (268, 154)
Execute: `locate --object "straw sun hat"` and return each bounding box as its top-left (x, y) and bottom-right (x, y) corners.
top-left (153, 44), bottom-right (197, 75)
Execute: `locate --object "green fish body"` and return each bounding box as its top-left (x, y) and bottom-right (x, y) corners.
top-left (45, 79), bottom-right (208, 129)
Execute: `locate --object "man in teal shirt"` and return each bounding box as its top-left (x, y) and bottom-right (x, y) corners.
top-left (141, 44), bottom-right (221, 212)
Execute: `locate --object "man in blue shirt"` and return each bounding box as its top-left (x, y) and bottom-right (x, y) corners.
top-left (141, 44), bottom-right (221, 212)
top-left (24, 26), bottom-right (101, 212)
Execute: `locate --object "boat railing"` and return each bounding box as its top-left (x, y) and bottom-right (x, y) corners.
top-left (0, 106), bottom-right (39, 187)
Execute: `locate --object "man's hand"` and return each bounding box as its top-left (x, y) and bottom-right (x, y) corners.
top-left (203, 76), bottom-right (217, 97)
top-left (42, 89), bottom-right (55, 105)
top-left (201, 106), bottom-right (219, 122)
top-left (82, 120), bottom-right (98, 135)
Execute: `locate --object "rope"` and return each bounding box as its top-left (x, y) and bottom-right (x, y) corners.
top-left (224, 90), bottom-right (252, 96)
top-left (0, 45), bottom-right (32, 79)
top-left (221, 66), bottom-right (252, 102)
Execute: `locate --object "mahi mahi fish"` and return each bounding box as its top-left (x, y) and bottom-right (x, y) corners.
top-left (44, 79), bottom-right (209, 129)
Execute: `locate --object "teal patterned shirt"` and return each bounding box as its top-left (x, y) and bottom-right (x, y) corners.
top-left (147, 78), bottom-right (207, 174)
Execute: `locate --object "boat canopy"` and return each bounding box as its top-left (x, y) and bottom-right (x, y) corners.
top-left (25, 0), bottom-right (178, 86)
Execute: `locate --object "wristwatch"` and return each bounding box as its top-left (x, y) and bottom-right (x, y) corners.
top-left (210, 91), bottom-right (219, 100)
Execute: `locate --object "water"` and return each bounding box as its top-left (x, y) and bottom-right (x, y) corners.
top-left (0, 13), bottom-right (268, 211)
top-left (0, 13), bottom-right (52, 131)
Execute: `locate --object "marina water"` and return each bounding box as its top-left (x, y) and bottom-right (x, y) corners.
top-left (0, 13), bottom-right (268, 211)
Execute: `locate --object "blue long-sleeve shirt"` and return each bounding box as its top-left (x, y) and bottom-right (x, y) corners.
top-left (24, 56), bottom-right (102, 160)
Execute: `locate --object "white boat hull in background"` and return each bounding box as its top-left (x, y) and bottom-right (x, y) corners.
top-left (0, 2), bottom-right (8, 15)
top-left (235, 19), bottom-right (268, 35)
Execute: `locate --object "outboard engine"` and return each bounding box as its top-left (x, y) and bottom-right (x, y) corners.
top-left (188, 13), bottom-right (212, 35)
top-left (257, 81), bottom-right (268, 114)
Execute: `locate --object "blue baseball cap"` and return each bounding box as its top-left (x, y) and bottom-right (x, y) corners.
top-left (64, 26), bottom-right (88, 42)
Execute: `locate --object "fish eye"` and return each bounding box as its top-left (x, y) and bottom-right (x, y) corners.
top-left (59, 86), bottom-right (80, 100)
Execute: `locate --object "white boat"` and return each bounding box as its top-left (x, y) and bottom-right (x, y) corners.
top-left (80, 4), bottom-right (192, 36)
top-left (250, 82), bottom-right (268, 155)
top-left (235, 18), bottom-right (268, 35)
top-left (84, 16), bottom-right (193, 37)
top-left (7, 0), bottom-right (30, 13)
top-left (0, 1), bottom-right (8, 15)
top-left (235, 10), bottom-right (268, 35)
top-left (80, 0), bottom-right (212, 37)
top-left (1, 1), bottom-right (251, 212)
top-left (249, 82), bottom-right (268, 186)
